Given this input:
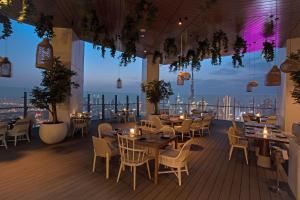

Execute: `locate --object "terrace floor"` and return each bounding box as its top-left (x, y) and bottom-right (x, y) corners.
top-left (0, 120), bottom-right (295, 200)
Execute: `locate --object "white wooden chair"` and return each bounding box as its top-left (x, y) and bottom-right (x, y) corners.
top-left (92, 136), bottom-right (119, 179)
top-left (72, 118), bottom-right (88, 137)
top-left (98, 123), bottom-right (116, 144)
top-left (7, 120), bottom-right (30, 146)
top-left (231, 120), bottom-right (244, 136)
top-left (227, 126), bottom-right (248, 165)
top-left (0, 122), bottom-right (8, 149)
top-left (158, 139), bottom-right (194, 186)
top-left (174, 119), bottom-right (193, 141)
top-left (151, 116), bottom-right (164, 130)
top-left (117, 134), bottom-right (152, 190)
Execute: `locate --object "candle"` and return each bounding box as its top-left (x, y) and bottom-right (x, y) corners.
top-left (129, 128), bottom-right (135, 137)
top-left (256, 113), bottom-right (261, 117)
top-left (263, 125), bottom-right (268, 136)
top-left (179, 115), bottom-right (184, 120)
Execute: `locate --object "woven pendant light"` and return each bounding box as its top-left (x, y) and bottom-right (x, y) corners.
top-left (249, 80), bottom-right (258, 87)
top-left (0, 57), bottom-right (12, 77)
top-left (179, 71), bottom-right (191, 80)
top-left (265, 65), bottom-right (281, 86)
top-left (280, 58), bottom-right (300, 73)
top-left (36, 38), bottom-right (53, 69)
top-left (116, 78), bottom-right (122, 89)
top-left (246, 83), bottom-right (253, 92)
top-left (177, 75), bottom-right (184, 85)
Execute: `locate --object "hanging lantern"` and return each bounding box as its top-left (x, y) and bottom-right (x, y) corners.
top-left (177, 75), bottom-right (184, 85)
top-left (246, 83), bottom-right (253, 92)
top-left (116, 78), bottom-right (122, 89)
top-left (179, 71), bottom-right (191, 80)
top-left (0, 57), bottom-right (12, 77)
top-left (249, 80), bottom-right (258, 87)
top-left (280, 58), bottom-right (300, 73)
top-left (36, 38), bottom-right (53, 69)
top-left (265, 65), bottom-right (281, 86)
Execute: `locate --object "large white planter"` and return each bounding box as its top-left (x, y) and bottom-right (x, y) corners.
top-left (39, 122), bottom-right (67, 144)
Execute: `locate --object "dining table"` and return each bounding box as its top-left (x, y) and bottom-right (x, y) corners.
top-left (244, 122), bottom-right (292, 168)
top-left (101, 129), bottom-right (178, 184)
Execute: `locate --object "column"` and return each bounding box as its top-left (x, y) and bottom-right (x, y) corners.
top-left (141, 54), bottom-right (160, 116)
top-left (280, 37), bottom-right (300, 132)
top-left (51, 27), bottom-right (85, 126)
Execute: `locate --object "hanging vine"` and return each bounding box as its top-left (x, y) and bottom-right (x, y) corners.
top-left (34, 13), bottom-right (54, 39)
top-left (197, 38), bottom-right (210, 60)
top-left (163, 38), bottom-right (177, 57)
top-left (262, 41), bottom-right (275, 62)
top-left (0, 14), bottom-right (12, 40)
top-left (17, 0), bottom-right (36, 22)
top-left (232, 35), bottom-right (247, 67)
top-left (211, 30), bottom-right (228, 65)
top-left (290, 71), bottom-right (300, 104)
top-left (135, 0), bottom-right (158, 28)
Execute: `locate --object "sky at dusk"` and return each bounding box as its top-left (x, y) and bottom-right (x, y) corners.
top-left (0, 20), bottom-right (286, 100)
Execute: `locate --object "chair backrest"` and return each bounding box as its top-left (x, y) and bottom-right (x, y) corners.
top-left (12, 120), bottom-right (30, 133)
top-left (160, 126), bottom-right (175, 135)
top-left (201, 118), bottom-right (211, 128)
top-left (176, 139), bottom-right (194, 162)
top-left (92, 136), bottom-right (112, 157)
top-left (152, 116), bottom-right (163, 130)
top-left (73, 118), bottom-right (86, 128)
top-left (0, 122), bottom-right (7, 135)
top-left (191, 118), bottom-right (202, 128)
top-left (227, 127), bottom-right (237, 145)
top-left (242, 114), bottom-right (251, 122)
top-left (98, 123), bottom-right (112, 137)
top-left (117, 134), bottom-right (147, 165)
top-left (266, 116), bottom-right (277, 125)
top-left (181, 119), bottom-right (193, 131)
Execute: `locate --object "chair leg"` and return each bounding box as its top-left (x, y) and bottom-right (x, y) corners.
top-left (133, 166), bottom-right (136, 190)
top-left (229, 146), bottom-right (233, 160)
top-left (117, 162), bottom-right (123, 183)
top-left (14, 136), bottom-right (17, 146)
top-left (181, 133), bottom-right (183, 141)
top-left (92, 154), bottom-right (96, 172)
top-left (3, 138), bottom-right (7, 149)
top-left (244, 148), bottom-right (249, 165)
top-left (185, 164), bottom-right (189, 175)
top-left (178, 168), bottom-right (182, 186)
top-left (106, 155), bottom-right (110, 179)
top-left (146, 161), bottom-right (151, 180)
top-left (26, 134), bottom-right (30, 142)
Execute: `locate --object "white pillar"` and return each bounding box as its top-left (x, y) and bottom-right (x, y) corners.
top-left (141, 54), bottom-right (159, 116)
top-left (51, 27), bottom-right (85, 126)
top-left (280, 37), bottom-right (300, 132)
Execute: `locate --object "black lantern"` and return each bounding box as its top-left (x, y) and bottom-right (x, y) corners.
top-left (117, 78), bottom-right (122, 89)
top-left (36, 38), bottom-right (53, 69)
top-left (0, 57), bottom-right (12, 77)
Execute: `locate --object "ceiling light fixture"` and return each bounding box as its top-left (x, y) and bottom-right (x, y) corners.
top-left (178, 18), bottom-right (182, 26)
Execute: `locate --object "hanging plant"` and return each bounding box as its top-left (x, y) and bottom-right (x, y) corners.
top-left (135, 0), bottom-right (158, 28)
top-left (169, 56), bottom-right (189, 72)
top-left (99, 37), bottom-right (116, 58)
top-left (186, 49), bottom-right (201, 70)
top-left (0, 14), bottom-right (12, 40)
top-left (34, 13), bottom-right (54, 39)
top-left (211, 30), bottom-right (228, 65)
top-left (262, 41), bottom-right (274, 62)
top-left (232, 35), bottom-right (247, 67)
top-left (197, 38), bottom-right (210, 60)
top-left (290, 71), bottom-right (300, 104)
top-left (263, 18), bottom-right (274, 38)
top-left (163, 38), bottom-right (177, 57)
top-left (152, 50), bottom-right (163, 64)
top-left (17, 0), bottom-right (36, 22)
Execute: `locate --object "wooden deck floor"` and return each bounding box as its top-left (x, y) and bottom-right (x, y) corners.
top-left (0, 120), bottom-right (295, 200)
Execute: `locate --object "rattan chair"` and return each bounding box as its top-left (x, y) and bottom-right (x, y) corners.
top-left (92, 136), bottom-right (119, 179)
top-left (265, 116), bottom-right (277, 125)
top-left (158, 139), bottom-right (194, 186)
top-left (160, 126), bottom-right (176, 149)
top-left (190, 118), bottom-right (203, 137)
top-left (98, 123), bottom-right (116, 144)
top-left (231, 120), bottom-right (244, 136)
top-left (0, 122), bottom-right (7, 149)
top-left (7, 120), bottom-right (30, 146)
top-left (174, 119), bottom-right (193, 141)
top-left (227, 127), bottom-right (248, 165)
top-left (242, 114), bottom-right (251, 122)
top-left (198, 118), bottom-right (212, 136)
top-left (151, 116), bottom-right (164, 130)
top-left (117, 134), bottom-right (152, 190)
top-left (72, 118), bottom-right (88, 137)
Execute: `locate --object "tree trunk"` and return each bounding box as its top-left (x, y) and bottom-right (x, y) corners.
top-left (154, 103), bottom-right (159, 115)
top-left (51, 103), bottom-right (58, 124)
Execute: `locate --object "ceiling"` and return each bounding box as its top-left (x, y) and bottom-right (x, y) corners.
top-left (3, 0), bottom-right (300, 61)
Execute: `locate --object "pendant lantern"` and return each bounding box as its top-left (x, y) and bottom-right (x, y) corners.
top-left (0, 57), bottom-right (12, 77)
top-left (179, 71), bottom-right (191, 80)
top-left (265, 65), bottom-right (281, 86)
top-left (246, 83), bottom-right (253, 92)
top-left (249, 80), bottom-right (258, 87)
top-left (280, 58), bottom-right (300, 73)
top-left (36, 38), bottom-right (53, 69)
top-left (177, 75), bottom-right (184, 85)
top-left (116, 78), bottom-right (122, 89)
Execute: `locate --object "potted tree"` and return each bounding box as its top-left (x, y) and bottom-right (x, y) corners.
top-left (31, 57), bottom-right (79, 144)
top-left (141, 80), bottom-right (173, 115)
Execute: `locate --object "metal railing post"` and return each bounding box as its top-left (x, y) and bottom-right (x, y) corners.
top-left (23, 92), bottom-right (28, 118)
top-left (252, 97), bottom-right (255, 114)
top-left (201, 97), bottom-right (204, 112)
top-left (102, 95), bottom-right (105, 120)
top-left (87, 94), bottom-right (91, 113)
top-left (126, 95), bottom-right (129, 120)
top-left (216, 97), bottom-right (219, 120)
top-left (274, 97), bottom-right (277, 115)
top-left (114, 95), bottom-right (118, 113)
top-left (136, 96), bottom-right (140, 119)
top-left (233, 97), bottom-right (236, 120)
